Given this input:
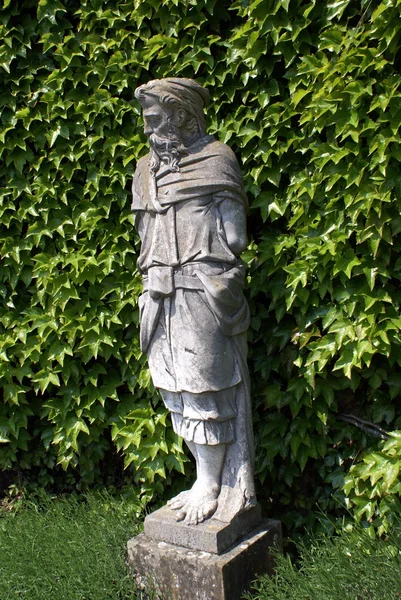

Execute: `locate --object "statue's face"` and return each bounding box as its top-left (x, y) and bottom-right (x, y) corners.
top-left (142, 101), bottom-right (172, 139)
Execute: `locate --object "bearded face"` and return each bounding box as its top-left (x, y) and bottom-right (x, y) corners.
top-left (142, 101), bottom-right (187, 174)
top-left (148, 128), bottom-right (187, 175)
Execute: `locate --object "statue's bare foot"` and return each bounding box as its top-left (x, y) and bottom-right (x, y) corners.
top-left (178, 497), bottom-right (218, 526)
top-left (167, 489), bottom-right (192, 511)
top-left (175, 483), bottom-right (219, 526)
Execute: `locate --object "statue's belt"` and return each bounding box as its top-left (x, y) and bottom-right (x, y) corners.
top-left (142, 267), bottom-right (203, 298)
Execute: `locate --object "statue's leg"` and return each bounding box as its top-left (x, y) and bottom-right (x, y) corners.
top-left (160, 390), bottom-right (198, 509)
top-left (167, 440), bottom-right (198, 509)
top-left (160, 387), bottom-right (236, 524)
top-left (175, 441), bottom-right (227, 525)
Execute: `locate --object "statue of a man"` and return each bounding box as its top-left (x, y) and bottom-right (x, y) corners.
top-left (132, 78), bottom-right (256, 526)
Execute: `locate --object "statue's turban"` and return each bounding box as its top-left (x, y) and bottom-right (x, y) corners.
top-left (135, 78), bottom-right (210, 114)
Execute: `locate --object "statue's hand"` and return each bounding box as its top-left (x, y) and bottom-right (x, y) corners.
top-left (218, 198), bottom-right (247, 256)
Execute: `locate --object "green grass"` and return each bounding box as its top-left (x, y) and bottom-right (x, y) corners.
top-left (2, 492), bottom-right (401, 600)
top-left (246, 525), bottom-right (401, 600)
top-left (0, 492), bottom-right (144, 600)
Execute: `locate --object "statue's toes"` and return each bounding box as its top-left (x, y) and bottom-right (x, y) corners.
top-left (167, 491), bottom-right (189, 509)
top-left (184, 499), bottom-right (218, 526)
top-left (169, 498), bottom-right (186, 510)
top-left (184, 507), bottom-right (199, 526)
top-left (201, 500), bottom-right (218, 523)
top-left (175, 508), bottom-right (187, 522)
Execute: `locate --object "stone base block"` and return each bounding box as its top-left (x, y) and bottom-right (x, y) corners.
top-left (127, 519), bottom-right (282, 600)
top-left (144, 503), bottom-right (262, 554)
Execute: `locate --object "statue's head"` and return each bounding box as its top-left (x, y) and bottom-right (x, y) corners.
top-left (135, 78), bottom-right (210, 173)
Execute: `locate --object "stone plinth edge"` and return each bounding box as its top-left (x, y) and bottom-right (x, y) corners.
top-left (144, 503), bottom-right (262, 555)
top-left (127, 518), bottom-right (282, 600)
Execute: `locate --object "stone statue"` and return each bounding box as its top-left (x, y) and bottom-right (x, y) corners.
top-left (131, 78), bottom-right (256, 526)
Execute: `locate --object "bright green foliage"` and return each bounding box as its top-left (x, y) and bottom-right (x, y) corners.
top-left (0, 0), bottom-right (191, 498)
top-left (1, 0), bottom-right (401, 526)
top-left (239, 0), bottom-right (401, 527)
top-left (344, 430), bottom-right (401, 534)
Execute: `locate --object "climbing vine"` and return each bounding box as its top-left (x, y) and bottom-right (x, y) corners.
top-left (1, 0), bottom-right (401, 529)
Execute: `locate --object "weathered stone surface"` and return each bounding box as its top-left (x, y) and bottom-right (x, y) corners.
top-left (144, 503), bottom-right (262, 555)
top-left (127, 519), bottom-right (282, 600)
top-left (132, 78), bottom-right (256, 526)
top-left (128, 520), bottom-right (282, 600)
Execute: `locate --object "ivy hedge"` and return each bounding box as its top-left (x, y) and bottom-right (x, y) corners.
top-left (1, 0), bottom-right (401, 531)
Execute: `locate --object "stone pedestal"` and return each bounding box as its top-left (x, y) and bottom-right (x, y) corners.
top-left (144, 504), bottom-right (263, 554)
top-left (127, 511), bottom-right (282, 600)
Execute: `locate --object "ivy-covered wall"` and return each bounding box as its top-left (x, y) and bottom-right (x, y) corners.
top-left (1, 0), bottom-right (401, 530)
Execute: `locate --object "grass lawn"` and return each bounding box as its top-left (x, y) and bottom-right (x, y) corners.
top-left (0, 492), bottom-right (143, 600)
top-left (1, 492), bottom-right (401, 600)
top-left (247, 524), bottom-right (401, 600)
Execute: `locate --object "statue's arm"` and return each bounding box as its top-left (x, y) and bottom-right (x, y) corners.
top-left (218, 198), bottom-right (248, 257)
top-left (131, 164), bottom-right (147, 241)
top-left (134, 211), bottom-right (146, 241)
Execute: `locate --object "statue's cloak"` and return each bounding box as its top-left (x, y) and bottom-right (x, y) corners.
top-left (132, 134), bottom-right (256, 521)
top-left (131, 135), bottom-right (247, 215)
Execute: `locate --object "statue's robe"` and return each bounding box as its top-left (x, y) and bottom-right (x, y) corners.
top-left (131, 134), bottom-right (256, 521)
